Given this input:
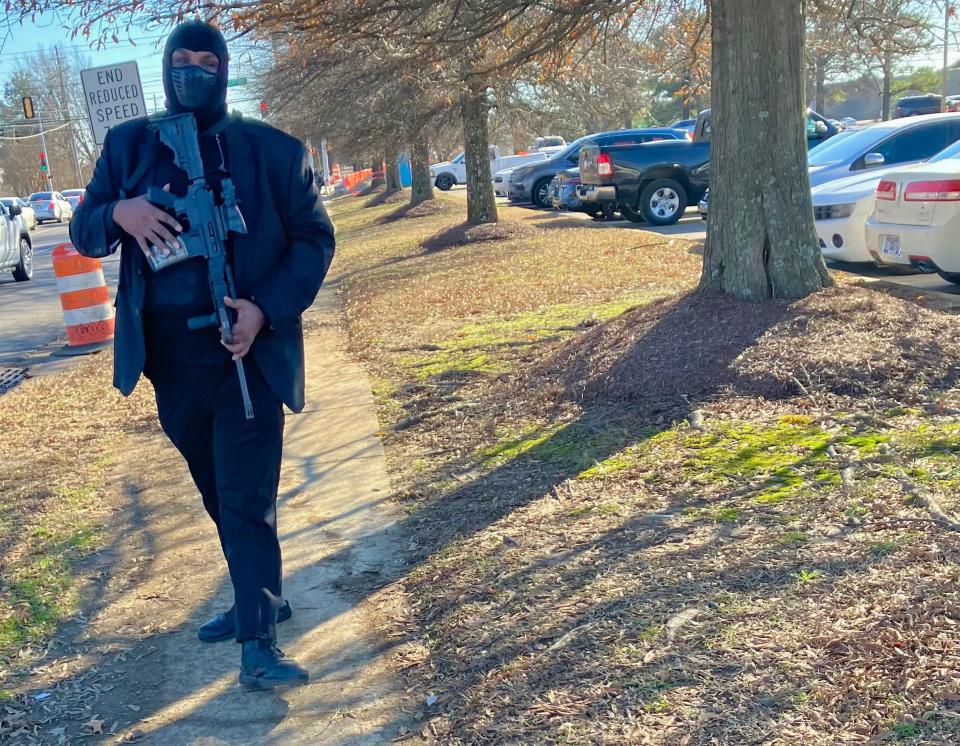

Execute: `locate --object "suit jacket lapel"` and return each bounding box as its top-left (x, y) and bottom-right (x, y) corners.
top-left (222, 115), bottom-right (255, 284)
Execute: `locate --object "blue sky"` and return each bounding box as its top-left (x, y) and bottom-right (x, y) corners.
top-left (0, 13), bottom-right (257, 116)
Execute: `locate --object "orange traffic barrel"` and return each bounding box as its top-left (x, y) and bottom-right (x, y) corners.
top-left (52, 243), bottom-right (114, 356)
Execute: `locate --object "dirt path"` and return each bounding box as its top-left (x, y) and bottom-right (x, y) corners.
top-left (9, 287), bottom-right (412, 745)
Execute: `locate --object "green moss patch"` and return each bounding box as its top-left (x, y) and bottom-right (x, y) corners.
top-left (402, 299), bottom-right (651, 380)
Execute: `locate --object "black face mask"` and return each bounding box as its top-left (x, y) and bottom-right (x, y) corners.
top-left (171, 65), bottom-right (220, 110)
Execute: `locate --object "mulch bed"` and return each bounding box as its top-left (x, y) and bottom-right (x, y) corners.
top-left (422, 219), bottom-right (541, 252)
top-left (533, 285), bottom-right (960, 410)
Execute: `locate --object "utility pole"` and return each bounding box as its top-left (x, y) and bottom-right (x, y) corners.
top-left (944, 4), bottom-right (953, 112)
top-left (54, 46), bottom-right (84, 186)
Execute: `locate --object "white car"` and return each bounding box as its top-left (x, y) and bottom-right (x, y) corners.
top-left (864, 138), bottom-right (960, 283)
top-left (812, 167), bottom-right (925, 263)
top-left (1, 198), bottom-right (36, 231)
top-left (493, 166), bottom-right (518, 197)
top-left (431, 147), bottom-right (547, 191)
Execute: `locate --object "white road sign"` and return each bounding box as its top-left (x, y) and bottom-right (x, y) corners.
top-left (80, 61), bottom-right (147, 146)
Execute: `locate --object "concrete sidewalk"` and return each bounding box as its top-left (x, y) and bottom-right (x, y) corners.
top-left (18, 286), bottom-right (411, 744)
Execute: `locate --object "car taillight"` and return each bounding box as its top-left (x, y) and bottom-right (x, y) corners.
top-left (597, 153), bottom-right (613, 177)
top-left (48, 201), bottom-right (55, 208)
top-left (876, 180), bottom-right (897, 201)
top-left (904, 179), bottom-right (960, 201)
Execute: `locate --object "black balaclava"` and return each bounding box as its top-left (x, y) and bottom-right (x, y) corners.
top-left (162, 20), bottom-right (229, 130)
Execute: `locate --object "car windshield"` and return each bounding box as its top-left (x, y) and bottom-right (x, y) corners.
top-left (928, 138), bottom-right (960, 162)
top-left (63, 190), bottom-right (83, 196)
top-left (807, 126), bottom-right (886, 166)
top-left (451, 153), bottom-right (465, 164)
top-left (29, 192), bottom-right (52, 200)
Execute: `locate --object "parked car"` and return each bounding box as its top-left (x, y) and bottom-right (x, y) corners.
top-left (430, 146), bottom-right (548, 191)
top-left (547, 168), bottom-right (615, 218)
top-left (493, 167), bottom-right (514, 197)
top-left (668, 118), bottom-right (697, 134)
top-left (698, 190), bottom-right (709, 220)
top-left (578, 108), bottom-right (838, 225)
top-left (841, 116), bottom-right (859, 128)
top-left (508, 127), bottom-right (690, 209)
top-left (946, 96), bottom-right (960, 113)
top-left (28, 191), bottom-right (72, 224)
top-left (1, 197), bottom-right (36, 231)
top-left (865, 137), bottom-right (960, 283)
top-left (61, 188), bottom-right (86, 211)
top-left (894, 94), bottom-right (942, 118)
top-left (808, 113), bottom-right (960, 188)
top-left (0, 199), bottom-right (33, 282)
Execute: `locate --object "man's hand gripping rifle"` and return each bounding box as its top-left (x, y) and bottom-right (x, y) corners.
top-left (144, 113), bottom-right (254, 420)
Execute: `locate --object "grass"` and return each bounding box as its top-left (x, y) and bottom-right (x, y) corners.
top-left (0, 352), bottom-right (155, 696)
top-left (330, 191), bottom-right (960, 744)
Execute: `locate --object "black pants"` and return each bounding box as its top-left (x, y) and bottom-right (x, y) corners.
top-left (149, 357), bottom-right (285, 642)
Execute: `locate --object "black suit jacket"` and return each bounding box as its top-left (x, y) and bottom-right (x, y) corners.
top-left (70, 113), bottom-right (335, 413)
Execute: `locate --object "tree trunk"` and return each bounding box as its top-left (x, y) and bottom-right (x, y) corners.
top-left (409, 135), bottom-right (434, 206)
top-left (881, 53), bottom-right (893, 121)
top-left (385, 152), bottom-right (402, 192)
top-left (369, 157), bottom-right (386, 188)
top-left (701, 0), bottom-right (831, 301)
top-left (815, 56), bottom-right (827, 113)
top-left (460, 85), bottom-right (498, 225)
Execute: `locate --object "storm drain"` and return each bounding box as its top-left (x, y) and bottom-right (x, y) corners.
top-left (0, 367), bottom-right (26, 396)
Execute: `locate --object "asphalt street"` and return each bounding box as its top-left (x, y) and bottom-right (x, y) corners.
top-left (0, 223), bottom-right (121, 365)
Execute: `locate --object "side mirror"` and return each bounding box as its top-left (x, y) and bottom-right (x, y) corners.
top-left (8, 203), bottom-right (21, 216)
top-left (863, 152), bottom-right (885, 167)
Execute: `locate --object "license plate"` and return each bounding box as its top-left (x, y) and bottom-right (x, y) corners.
top-left (881, 234), bottom-right (902, 258)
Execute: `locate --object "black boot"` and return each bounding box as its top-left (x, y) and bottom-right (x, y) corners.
top-left (198, 601), bottom-right (292, 643)
top-left (239, 636), bottom-right (309, 690)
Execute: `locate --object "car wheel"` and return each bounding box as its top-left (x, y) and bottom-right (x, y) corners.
top-left (620, 202), bottom-right (646, 223)
top-left (640, 178), bottom-right (687, 226)
top-left (12, 237), bottom-right (32, 282)
top-left (435, 174), bottom-right (455, 191)
top-left (937, 270), bottom-right (960, 285)
top-left (532, 178), bottom-right (552, 208)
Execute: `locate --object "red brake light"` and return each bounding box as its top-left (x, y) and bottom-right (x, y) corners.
top-left (48, 201), bottom-right (55, 208)
top-left (876, 180), bottom-right (897, 201)
top-left (904, 179), bottom-right (960, 201)
top-left (597, 152), bottom-right (613, 177)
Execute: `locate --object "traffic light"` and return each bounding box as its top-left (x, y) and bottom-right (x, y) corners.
top-left (259, 100), bottom-right (267, 118)
top-left (39, 151), bottom-right (47, 172)
top-left (22, 96), bottom-right (35, 120)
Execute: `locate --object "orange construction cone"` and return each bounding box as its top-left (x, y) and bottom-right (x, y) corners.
top-left (51, 243), bottom-right (115, 356)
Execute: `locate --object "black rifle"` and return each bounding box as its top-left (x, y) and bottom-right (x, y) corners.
top-left (143, 113), bottom-right (254, 419)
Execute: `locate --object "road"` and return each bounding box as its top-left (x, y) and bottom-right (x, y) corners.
top-left (0, 223), bottom-right (120, 364)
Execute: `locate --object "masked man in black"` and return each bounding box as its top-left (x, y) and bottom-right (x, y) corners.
top-left (70, 21), bottom-right (335, 690)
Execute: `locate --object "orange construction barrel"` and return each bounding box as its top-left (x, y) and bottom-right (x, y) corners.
top-left (52, 243), bottom-right (114, 356)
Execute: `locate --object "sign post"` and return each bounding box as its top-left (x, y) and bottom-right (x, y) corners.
top-left (80, 61), bottom-right (147, 147)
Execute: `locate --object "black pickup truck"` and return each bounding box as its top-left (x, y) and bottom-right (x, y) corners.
top-left (577, 108), bottom-right (839, 225)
